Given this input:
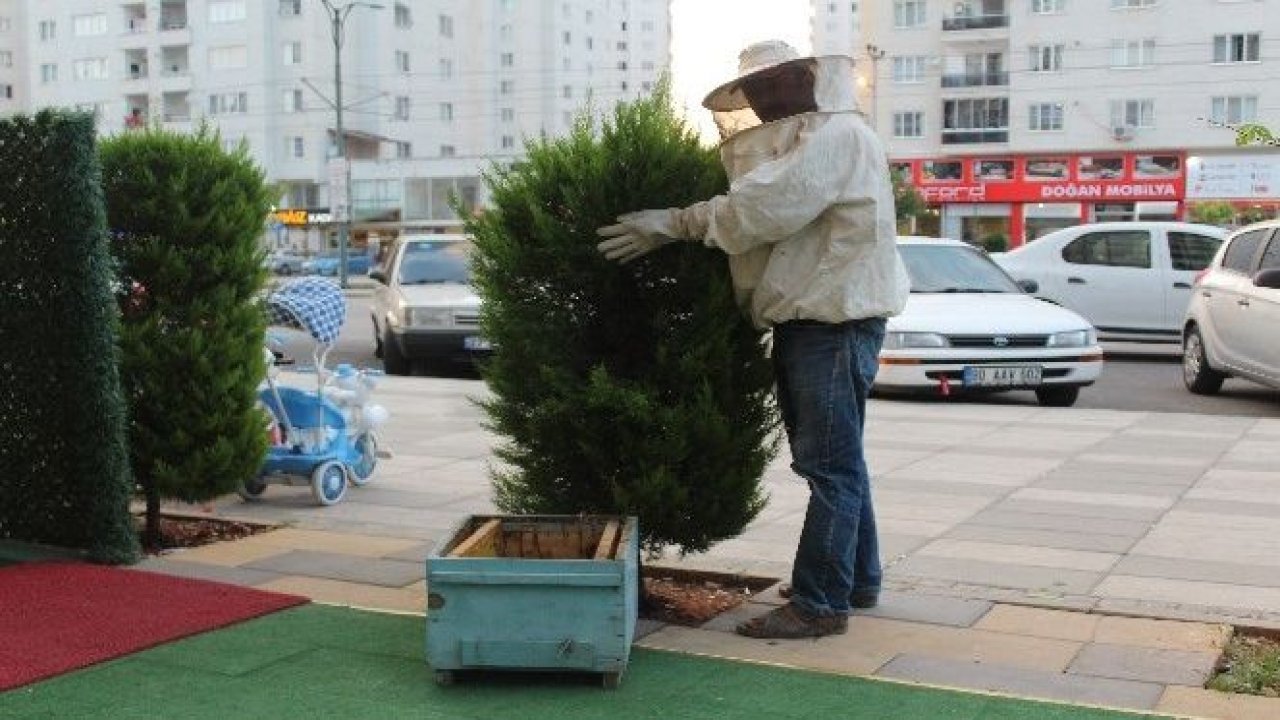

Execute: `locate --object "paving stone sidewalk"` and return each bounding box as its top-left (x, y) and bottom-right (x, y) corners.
top-left (140, 373), bottom-right (1280, 719)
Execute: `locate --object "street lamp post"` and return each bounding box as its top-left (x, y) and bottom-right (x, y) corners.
top-left (319, 0), bottom-right (382, 289)
top-left (865, 44), bottom-right (887, 132)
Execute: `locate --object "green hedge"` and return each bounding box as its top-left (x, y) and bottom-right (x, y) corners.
top-left (0, 111), bottom-right (139, 563)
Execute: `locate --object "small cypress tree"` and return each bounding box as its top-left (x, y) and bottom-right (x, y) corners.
top-left (99, 127), bottom-right (271, 548)
top-left (468, 88), bottom-right (779, 556)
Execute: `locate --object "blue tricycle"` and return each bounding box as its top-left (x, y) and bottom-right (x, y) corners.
top-left (240, 277), bottom-right (390, 506)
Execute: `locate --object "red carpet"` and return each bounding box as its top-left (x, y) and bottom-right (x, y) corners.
top-left (0, 562), bottom-right (308, 691)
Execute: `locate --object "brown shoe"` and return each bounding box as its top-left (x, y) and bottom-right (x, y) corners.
top-left (735, 603), bottom-right (848, 639)
top-left (777, 583), bottom-right (879, 609)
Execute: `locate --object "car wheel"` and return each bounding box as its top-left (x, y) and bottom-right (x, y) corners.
top-left (1183, 326), bottom-right (1225, 395)
top-left (382, 327), bottom-right (410, 376)
top-left (1035, 386), bottom-right (1079, 407)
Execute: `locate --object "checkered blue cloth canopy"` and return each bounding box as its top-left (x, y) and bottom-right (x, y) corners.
top-left (265, 277), bottom-right (346, 345)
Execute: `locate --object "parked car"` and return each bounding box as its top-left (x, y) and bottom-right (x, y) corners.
top-left (370, 235), bottom-right (485, 375)
top-left (877, 237), bottom-right (1103, 407)
top-left (303, 252), bottom-right (373, 277)
top-left (1182, 220), bottom-right (1280, 394)
top-left (267, 251), bottom-right (305, 275)
top-left (994, 222), bottom-right (1226, 343)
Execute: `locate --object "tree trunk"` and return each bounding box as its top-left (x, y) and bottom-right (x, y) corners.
top-left (143, 479), bottom-right (161, 549)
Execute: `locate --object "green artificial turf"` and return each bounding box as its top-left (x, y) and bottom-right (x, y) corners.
top-left (0, 605), bottom-right (1171, 720)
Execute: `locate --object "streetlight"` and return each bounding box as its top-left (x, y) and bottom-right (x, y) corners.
top-left (864, 43), bottom-right (886, 132)
top-left (319, 0), bottom-right (383, 289)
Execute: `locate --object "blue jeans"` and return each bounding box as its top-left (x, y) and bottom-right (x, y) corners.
top-left (773, 318), bottom-right (885, 617)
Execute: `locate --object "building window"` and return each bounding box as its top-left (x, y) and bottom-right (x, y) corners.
top-left (563, 85), bottom-right (573, 99)
top-left (209, 46), bottom-right (249, 70)
top-left (395, 50), bottom-right (410, 73)
top-left (893, 0), bottom-right (926, 29)
top-left (208, 92), bottom-right (249, 115)
top-left (439, 58), bottom-right (453, 78)
top-left (1110, 99), bottom-right (1155, 128)
top-left (0, 51), bottom-right (11, 68)
top-left (1110, 0), bottom-right (1157, 7)
top-left (440, 145), bottom-right (456, 157)
top-left (563, 31), bottom-right (572, 45)
top-left (0, 17), bottom-right (11, 32)
top-left (500, 23), bottom-right (513, 40)
top-left (1, 84), bottom-right (13, 99)
top-left (39, 20), bottom-right (56, 41)
top-left (440, 103), bottom-right (453, 122)
top-left (1032, 0), bottom-right (1065, 13)
top-left (279, 0), bottom-right (302, 17)
top-left (942, 97), bottom-right (1009, 143)
top-left (1210, 95), bottom-right (1258, 124)
top-left (1213, 33), bottom-right (1261, 63)
top-left (438, 14), bottom-right (454, 38)
top-left (209, 1), bottom-right (247, 24)
top-left (501, 52), bottom-right (514, 67)
top-left (1029, 102), bottom-right (1064, 131)
top-left (40, 63), bottom-right (57, 83)
top-left (282, 89), bottom-right (304, 113)
top-left (500, 80), bottom-right (514, 94)
top-left (501, 135), bottom-right (515, 149)
top-left (394, 96), bottom-right (411, 120)
top-left (72, 13), bottom-right (108, 37)
top-left (893, 111), bottom-right (924, 138)
top-left (1111, 39), bottom-right (1155, 68)
top-left (891, 56), bottom-right (925, 83)
top-left (1029, 44), bottom-right (1063, 71)
top-left (283, 41), bottom-right (302, 65)
top-left (395, 3), bottom-right (412, 27)
top-left (501, 107), bottom-right (515, 122)
top-left (72, 58), bottom-right (109, 81)
top-left (288, 136), bottom-right (305, 158)
top-left (396, 142), bottom-right (412, 159)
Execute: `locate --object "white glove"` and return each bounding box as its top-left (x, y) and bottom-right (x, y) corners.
top-left (595, 209), bottom-right (680, 264)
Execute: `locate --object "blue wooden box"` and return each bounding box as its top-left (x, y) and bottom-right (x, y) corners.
top-left (425, 515), bottom-right (639, 688)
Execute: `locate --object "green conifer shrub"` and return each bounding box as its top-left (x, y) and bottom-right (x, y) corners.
top-left (467, 89), bottom-right (779, 556)
top-left (99, 128), bottom-right (271, 548)
top-left (0, 110), bottom-right (139, 563)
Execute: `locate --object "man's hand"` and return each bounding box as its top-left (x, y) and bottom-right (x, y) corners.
top-left (596, 209), bottom-right (681, 264)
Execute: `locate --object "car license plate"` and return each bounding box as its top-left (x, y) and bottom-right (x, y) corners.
top-left (464, 336), bottom-right (491, 351)
top-left (962, 365), bottom-right (1042, 387)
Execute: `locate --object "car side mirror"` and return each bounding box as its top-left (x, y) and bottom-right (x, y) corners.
top-left (369, 270), bottom-right (388, 285)
top-left (1017, 279), bottom-right (1039, 294)
top-left (1254, 268), bottom-right (1280, 289)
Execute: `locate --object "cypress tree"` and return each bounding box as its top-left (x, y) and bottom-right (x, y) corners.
top-left (99, 128), bottom-right (271, 548)
top-left (468, 88), bottom-right (779, 555)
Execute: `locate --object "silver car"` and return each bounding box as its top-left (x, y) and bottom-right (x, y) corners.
top-left (1182, 220), bottom-right (1280, 394)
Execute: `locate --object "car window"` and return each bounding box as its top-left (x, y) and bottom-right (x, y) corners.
top-left (1061, 230), bottom-right (1151, 268)
top-left (397, 242), bottom-right (471, 284)
top-left (1167, 232), bottom-right (1222, 272)
top-left (899, 244), bottom-right (1021, 294)
top-left (1221, 229), bottom-right (1268, 274)
top-left (1259, 235), bottom-right (1280, 271)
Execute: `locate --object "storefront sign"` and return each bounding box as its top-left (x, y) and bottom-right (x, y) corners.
top-left (1187, 153), bottom-right (1280, 199)
top-left (270, 209), bottom-right (334, 226)
top-left (1037, 182), bottom-right (1179, 200)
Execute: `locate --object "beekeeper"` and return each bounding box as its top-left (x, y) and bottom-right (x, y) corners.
top-left (596, 40), bottom-right (909, 639)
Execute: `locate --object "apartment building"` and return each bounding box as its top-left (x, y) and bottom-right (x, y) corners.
top-left (815, 0), bottom-right (1280, 246)
top-left (3, 0), bottom-right (670, 252)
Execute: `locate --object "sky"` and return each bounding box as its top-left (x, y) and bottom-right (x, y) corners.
top-left (669, 0), bottom-right (812, 140)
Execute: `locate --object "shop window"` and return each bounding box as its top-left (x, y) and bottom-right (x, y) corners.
top-left (973, 159), bottom-right (1012, 180)
top-left (1025, 158), bottom-right (1069, 181)
top-left (1169, 232), bottom-right (1224, 272)
top-left (1078, 157), bottom-right (1124, 180)
top-left (1062, 230), bottom-right (1152, 268)
top-left (1134, 155), bottom-right (1180, 178)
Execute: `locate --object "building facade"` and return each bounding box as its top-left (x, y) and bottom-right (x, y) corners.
top-left (1, 0), bottom-right (671, 253)
top-left (815, 0), bottom-right (1280, 247)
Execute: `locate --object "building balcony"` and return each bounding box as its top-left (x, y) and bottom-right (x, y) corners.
top-left (941, 129), bottom-right (1009, 145)
top-left (942, 14), bottom-right (1009, 31)
top-left (941, 71), bottom-right (1008, 88)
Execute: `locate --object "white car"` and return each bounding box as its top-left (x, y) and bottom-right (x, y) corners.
top-left (994, 222), bottom-right (1226, 343)
top-left (1182, 220), bottom-right (1280, 394)
top-left (878, 237), bottom-right (1104, 407)
top-left (370, 235), bottom-right (487, 375)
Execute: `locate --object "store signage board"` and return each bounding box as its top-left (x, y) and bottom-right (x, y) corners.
top-left (1187, 154), bottom-right (1280, 200)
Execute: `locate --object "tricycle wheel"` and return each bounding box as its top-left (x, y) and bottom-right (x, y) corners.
top-left (237, 475), bottom-right (268, 502)
top-left (434, 670), bottom-right (455, 686)
top-left (348, 433), bottom-right (378, 486)
top-left (311, 461), bottom-right (348, 505)
top-left (601, 672), bottom-right (621, 690)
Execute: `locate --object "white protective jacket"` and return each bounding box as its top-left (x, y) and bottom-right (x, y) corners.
top-left (671, 55), bottom-right (910, 330)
